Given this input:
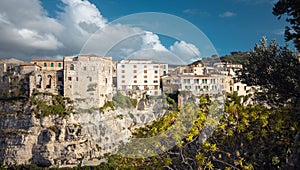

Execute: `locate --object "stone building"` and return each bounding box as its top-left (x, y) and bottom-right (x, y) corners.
top-left (63, 55), bottom-right (113, 109)
top-left (30, 58), bottom-right (63, 71)
top-left (29, 59), bottom-right (64, 96)
top-left (0, 58), bottom-right (33, 98)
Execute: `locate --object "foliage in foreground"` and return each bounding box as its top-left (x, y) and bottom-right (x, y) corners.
top-left (90, 93), bottom-right (299, 170)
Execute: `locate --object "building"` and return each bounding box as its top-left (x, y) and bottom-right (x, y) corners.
top-left (30, 59), bottom-right (63, 71)
top-left (29, 59), bottom-right (64, 96)
top-left (64, 55), bottom-right (113, 109)
top-left (0, 58), bottom-right (33, 98)
top-left (179, 73), bottom-right (226, 96)
top-left (161, 74), bottom-right (181, 94)
top-left (116, 59), bottom-right (168, 97)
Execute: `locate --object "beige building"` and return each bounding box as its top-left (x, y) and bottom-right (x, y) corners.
top-left (64, 55), bottom-right (113, 109)
top-left (30, 59), bottom-right (63, 71)
top-left (29, 59), bottom-right (64, 96)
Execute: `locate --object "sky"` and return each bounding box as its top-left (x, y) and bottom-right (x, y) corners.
top-left (0, 0), bottom-right (291, 64)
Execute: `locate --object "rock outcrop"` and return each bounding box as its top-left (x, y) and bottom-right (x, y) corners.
top-left (0, 94), bottom-right (167, 168)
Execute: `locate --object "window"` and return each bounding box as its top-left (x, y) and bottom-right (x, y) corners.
top-left (154, 70), bottom-right (158, 74)
top-left (144, 80), bottom-right (147, 83)
top-left (237, 86), bottom-right (240, 91)
top-left (144, 70), bottom-right (147, 74)
top-left (58, 76), bottom-right (63, 82)
top-left (89, 77), bottom-right (92, 82)
top-left (76, 77), bottom-right (78, 81)
top-left (121, 65), bottom-right (125, 68)
top-left (230, 87), bottom-right (233, 91)
top-left (153, 80), bottom-right (158, 83)
top-left (194, 79), bottom-right (199, 84)
top-left (244, 86), bottom-right (247, 91)
top-left (50, 63), bottom-right (54, 67)
top-left (70, 64), bottom-right (74, 70)
top-left (164, 65), bottom-right (166, 69)
top-left (154, 76), bottom-right (158, 78)
top-left (204, 86), bottom-right (209, 90)
top-left (211, 79), bottom-right (216, 84)
top-left (134, 75), bottom-right (137, 78)
top-left (122, 80), bottom-right (125, 83)
top-left (166, 80), bottom-right (171, 84)
top-left (153, 65), bottom-right (159, 68)
top-left (133, 70), bottom-right (137, 73)
top-left (183, 79), bottom-right (190, 84)
top-left (122, 75), bottom-right (125, 78)
top-left (134, 80), bottom-right (137, 83)
top-left (133, 65), bottom-right (137, 68)
top-left (122, 70), bottom-right (125, 73)
top-left (185, 86), bottom-right (191, 90)
top-left (44, 63), bottom-right (47, 67)
top-left (144, 75), bottom-right (147, 78)
top-left (144, 65), bottom-right (147, 68)
top-left (58, 63), bottom-right (62, 67)
top-left (202, 79), bottom-right (207, 84)
top-left (68, 77), bottom-right (72, 81)
top-left (83, 66), bottom-right (87, 71)
top-left (196, 86), bottom-right (201, 90)
top-left (163, 71), bottom-right (166, 75)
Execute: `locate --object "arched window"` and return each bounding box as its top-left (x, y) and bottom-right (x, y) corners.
top-left (46, 75), bottom-right (52, 88)
top-left (37, 75), bottom-right (42, 88)
top-left (70, 64), bottom-right (74, 70)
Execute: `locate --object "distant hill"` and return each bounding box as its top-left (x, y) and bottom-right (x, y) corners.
top-left (220, 51), bottom-right (249, 64)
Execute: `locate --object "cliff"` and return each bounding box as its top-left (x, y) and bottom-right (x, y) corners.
top-left (0, 94), bottom-right (167, 168)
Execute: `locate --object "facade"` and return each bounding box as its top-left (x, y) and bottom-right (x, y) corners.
top-left (30, 59), bottom-right (63, 71)
top-left (0, 58), bottom-right (32, 98)
top-left (64, 55), bottom-right (113, 109)
top-left (179, 74), bottom-right (226, 96)
top-left (161, 74), bottom-right (181, 94)
top-left (29, 59), bottom-right (64, 96)
top-left (116, 59), bottom-right (167, 97)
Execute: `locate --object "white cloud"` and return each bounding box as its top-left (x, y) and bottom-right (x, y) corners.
top-left (219, 11), bottom-right (236, 18)
top-left (0, 0), bottom-right (202, 65)
top-left (0, 0), bottom-right (64, 58)
top-left (170, 41), bottom-right (200, 58)
top-left (141, 32), bottom-right (168, 51)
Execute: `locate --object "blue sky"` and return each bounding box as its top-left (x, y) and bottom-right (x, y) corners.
top-left (0, 0), bottom-right (290, 62)
top-left (41, 0), bottom-right (288, 56)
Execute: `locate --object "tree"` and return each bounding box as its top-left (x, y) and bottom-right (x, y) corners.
top-left (92, 94), bottom-right (299, 169)
top-left (239, 37), bottom-right (300, 108)
top-left (273, 0), bottom-right (300, 51)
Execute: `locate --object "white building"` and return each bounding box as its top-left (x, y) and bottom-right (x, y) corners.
top-left (117, 59), bottom-right (168, 96)
top-left (179, 73), bottom-right (226, 96)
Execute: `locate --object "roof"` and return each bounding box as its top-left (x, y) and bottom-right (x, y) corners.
top-left (31, 58), bottom-right (63, 62)
top-left (2, 58), bottom-right (25, 64)
top-left (20, 63), bottom-right (41, 67)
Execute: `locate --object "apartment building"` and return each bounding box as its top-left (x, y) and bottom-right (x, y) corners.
top-left (117, 59), bottom-right (168, 96)
top-left (64, 55), bottom-right (113, 109)
top-left (179, 74), bottom-right (226, 95)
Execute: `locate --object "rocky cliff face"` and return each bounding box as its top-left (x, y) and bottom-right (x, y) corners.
top-left (0, 95), bottom-right (167, 168)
